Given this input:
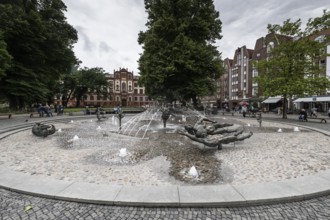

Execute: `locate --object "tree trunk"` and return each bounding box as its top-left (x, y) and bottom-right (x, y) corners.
top-left (282, 95), bottom-right (287, 119)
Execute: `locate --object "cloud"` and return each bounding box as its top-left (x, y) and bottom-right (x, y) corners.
top-left (74, 25), bottom-right (95, 52)
top-left (63, 0), bottom-right (330, 73)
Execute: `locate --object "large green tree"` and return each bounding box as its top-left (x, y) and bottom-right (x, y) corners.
top-left (254, 10), bottom-right (330, 119)
top-left (0, 0), bottom-right (78, 109)
top-left (138, 0), bottom-right (222, 104)
top-left (66, 67), bottom-right (110, 108)
top-left (0, 32), bottom-right (12, 79)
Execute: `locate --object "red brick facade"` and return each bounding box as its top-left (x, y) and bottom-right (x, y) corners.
top-left (82, 68), bottom-right (151, 107)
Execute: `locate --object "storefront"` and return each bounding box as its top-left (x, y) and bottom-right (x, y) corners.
top-left (293, 96), bottom-right (330, 112)
top-left (261, 96), bottom-right (282, 112)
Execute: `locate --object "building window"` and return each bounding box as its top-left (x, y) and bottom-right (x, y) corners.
top-left (116, 85), bottom-right (119, 91)
top-left (140, 97), bottom-right (143, 101)
top-left (122, 82), bottom-right (126, 92)
top-left (139, 89), bottom-right (143, 94)
top-left (129, 85), bottom-right (132, 91)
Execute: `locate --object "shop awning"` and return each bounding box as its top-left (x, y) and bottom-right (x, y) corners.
top-left (293, 96), bottom-right (330, 103)
top-left (262, 97), bottom-right (282, 104)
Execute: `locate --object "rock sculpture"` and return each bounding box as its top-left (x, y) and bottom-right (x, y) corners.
top-left (177, 116), bottom-right (253, 149)
top-left (115, 108), bottom-right (125, 130)
top-left (161, 107), bottom-right (171, 128)
top-left (32, 123), bottom-right (56, 137)
top-left (96, 107), bottom-right (106, 120)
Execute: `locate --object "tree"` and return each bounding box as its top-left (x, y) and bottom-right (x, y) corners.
top-left (254, 11), bottom-right (330, 119)
top-left (0, 32), bottom-right (11, 80)
top-left (138, 0), bottom-right (222, 105)
top-left (71, 67), bottom-right (111, 107)
top-left (0, 0), bottom-right (78, 109)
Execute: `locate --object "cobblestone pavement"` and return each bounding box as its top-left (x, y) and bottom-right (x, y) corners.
top-left (1, 188), bottom-right (330, 219)
top-left (1, 113), bottom-right (330, 219)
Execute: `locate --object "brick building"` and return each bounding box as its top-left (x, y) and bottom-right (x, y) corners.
top-left (218, 30), bottom-right (330, 112)
top-left (82, 68), bottom-right (151, 107)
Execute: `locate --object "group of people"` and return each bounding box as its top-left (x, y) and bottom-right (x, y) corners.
top-left (37, 103), bottom-right (53, 117)
top-left (299, 108), bottom-right (330, 121)
top-left (37, 103), bottom-right (64, 117)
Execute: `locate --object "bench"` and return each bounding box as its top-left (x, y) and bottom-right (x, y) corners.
top-left (0, 113), bottom-right (12, 119)
top-left (307, 117), bottom-right (327, 123)
top-left (222, 111), bottom-right (235, 116)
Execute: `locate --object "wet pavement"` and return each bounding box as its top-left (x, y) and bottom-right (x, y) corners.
top-left (1, 112), bottom-right (330, 219)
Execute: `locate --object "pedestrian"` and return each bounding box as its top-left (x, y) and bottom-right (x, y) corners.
top-left (328, 108), bottom-right (330, 118)
top-left (300, 109), bottom-right (307, 121)
top-left (242, 105), bottom-right (247, 117)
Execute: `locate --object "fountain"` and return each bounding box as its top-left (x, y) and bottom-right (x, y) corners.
top-left (188, 166), bottom-right (198, 178)
top-left (119, 148), bottom-right (128, 157)
top-left (22, 106), bottom-right (275, 185)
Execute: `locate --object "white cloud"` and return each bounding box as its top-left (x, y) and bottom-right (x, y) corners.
top-left (63, 0), bottom-right (330, 73)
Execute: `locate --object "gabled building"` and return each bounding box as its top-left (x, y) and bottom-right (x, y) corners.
top-left (225, 46), bottom-right (253, 109)
top-left (82, 68), bottom-right (151, 107)
top-left (219, 58), bottom-right (232, 108)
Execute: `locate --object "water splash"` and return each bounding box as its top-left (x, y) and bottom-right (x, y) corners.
top-left (188, 166), bottom-right (198, 178)
top-left (119, 148), bottom-right (128, 157)
top-left (182, 115), bottom-right (186, 122)
top-left (73, 135), bottom-right (79, 141)
top-left (293, 126), bottom-right (300, 132)
top-left (277, 128), bottom-right (282, 133)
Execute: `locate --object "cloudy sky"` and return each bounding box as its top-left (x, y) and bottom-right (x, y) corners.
top-left (62, 0), bottom-right (330, 74)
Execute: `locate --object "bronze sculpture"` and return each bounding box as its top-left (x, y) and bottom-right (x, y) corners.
top-left (32, 123), bottom-right (56, 137)
top-left (177, 116), bottom-right (253, 149)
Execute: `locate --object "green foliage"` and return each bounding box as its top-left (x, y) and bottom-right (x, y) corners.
top-left (305, 10), bottom-right (330, 35)
top-left (255, 11), bottom-right (330, 118)
top-left (138, 0), bottom-right (223, 103)
top-left (0, 32), bottom-right (12, 79)
top-left (0, 0), bottom-right (78, 109)
top-left (70, 67), bottom-right (111, 107)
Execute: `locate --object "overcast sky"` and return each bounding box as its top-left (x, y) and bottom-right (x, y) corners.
top-left (62, 0), bottom-right (330, 74)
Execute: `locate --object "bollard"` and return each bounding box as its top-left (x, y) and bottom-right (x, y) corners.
top-left (256, 112), bottom-right (262, 127)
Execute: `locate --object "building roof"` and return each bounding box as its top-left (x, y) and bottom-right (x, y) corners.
top-left (293, 96), bottom-right (330, 103)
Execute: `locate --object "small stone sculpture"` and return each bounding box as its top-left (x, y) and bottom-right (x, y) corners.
top-left (32, 123), bottom-right (56, 137)
top-left (115, 108), bottom-right (125, 130)
top-left (177, 116), bottom-right (253, 149)
top-left (161, 107), bottom-right (171, 128)
top-left (96, 107), bottom-right (106, 120)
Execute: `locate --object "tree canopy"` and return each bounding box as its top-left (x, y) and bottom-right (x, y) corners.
top-left (138, 0), bottom-right (223, 104)
top-left (0, 32), bottom-right (12, 79)
top-left (72, 67), bottom-right (111, 107)
top-left (0, 0), bottom-right (78, 109)
top-left (254, 10), bottom-right (330, 118)
top-left (55, 67), bottom-right (111, 108)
